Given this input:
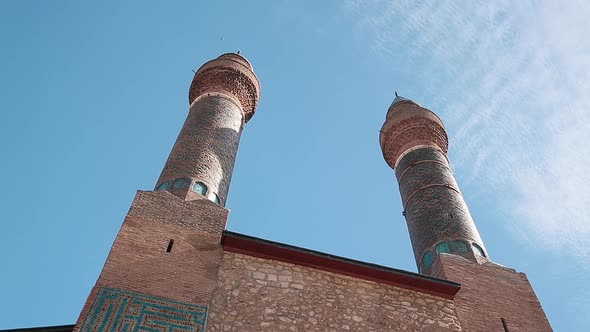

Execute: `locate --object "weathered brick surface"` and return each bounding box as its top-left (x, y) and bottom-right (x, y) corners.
top-left (207, 252), bottom-right (462, 331)
top-left (436, 254), bottom-right (552, 331)
top-left (157, 95), bottom-right (244, 205)
top-left (74, 190), bottom-right (229, 330)
top-left (380, 101), bottom-right (448, 169)
top-left (157, 53), bottom-right (260, 204)
top-left (189, 53), bottom-right (260, 121)
top-left (396, 147), bottom-right (487, 270)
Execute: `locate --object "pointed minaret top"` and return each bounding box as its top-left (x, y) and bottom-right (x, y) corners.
top-left (390, 92), bottom-right (413, 108)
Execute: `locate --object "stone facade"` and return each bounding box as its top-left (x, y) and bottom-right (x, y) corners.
top-left (207, 252), bottom-right (462, 331)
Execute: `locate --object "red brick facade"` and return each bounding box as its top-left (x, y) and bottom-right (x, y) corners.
top-left (70, 54), bottom-right (552, 331)
top-left (73, 192), bottom-right (228, 331)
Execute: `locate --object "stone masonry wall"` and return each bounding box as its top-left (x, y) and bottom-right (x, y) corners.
top-left (207, 252), bottom-right (462, 331)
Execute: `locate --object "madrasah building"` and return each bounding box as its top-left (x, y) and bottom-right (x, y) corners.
top-left (5, 53), bottom-right (552, 332)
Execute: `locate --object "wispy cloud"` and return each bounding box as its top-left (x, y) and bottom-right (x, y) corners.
top-left (347, 0), bottom-right (590, 261)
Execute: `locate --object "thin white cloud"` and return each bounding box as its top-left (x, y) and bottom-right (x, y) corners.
top-left (347, 0), bottom-right (590, 261)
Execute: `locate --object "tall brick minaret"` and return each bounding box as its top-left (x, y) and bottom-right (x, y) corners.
top-left (379, 94), bottom-right (552, 331)
top-left (156, 52), bottom-right (261, 205)
top-left (379, 95), bottom-right (488, 275)
top-left (73, 53), bottom-right (260, 332)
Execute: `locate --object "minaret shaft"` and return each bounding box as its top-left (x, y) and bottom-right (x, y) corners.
top-left (396, 146), bottom-right (485, 273)
top-left (380, 98), bottom-right (487, 275)
top-left (157, 94), bottom-right (243, 205)
top-left (154, 53), bottom-right (260, 205)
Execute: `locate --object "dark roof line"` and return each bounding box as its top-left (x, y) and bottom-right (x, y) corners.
top-left (222, 230), bottom-right (460, 299)
top-left (0, 324), bottom-right (75, 332)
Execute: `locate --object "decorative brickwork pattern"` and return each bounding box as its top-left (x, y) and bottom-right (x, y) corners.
top-left (79, 287), bottom-right (207, 332)
top-left (157, 95), bottom-right (243, 205)
top-left (396, 147), bottom-right (486, 269)
top-left (207, 252), bottom-right (462, 331)
top-left (380, 101), bottom-right (448, 168)
top-left (189, 53), bottom-right (260, 122)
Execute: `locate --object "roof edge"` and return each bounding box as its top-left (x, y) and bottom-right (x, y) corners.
top-left (0, 324), bottom-right (75, 332)
top-left (221, 231), bottom-right (460, 299)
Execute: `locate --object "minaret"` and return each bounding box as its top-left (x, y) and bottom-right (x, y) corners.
top-left (156, 53), bottom-right (261, 205)
top-left (380, 95), bottom-right (552, 331)
top-left (73, 53), bottom-right (260, 332)
top-left (379, 95), bottom-right (488, 276)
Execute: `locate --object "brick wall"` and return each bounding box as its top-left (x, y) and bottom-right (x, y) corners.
top-left (207, 252), bottom-right (462, 331)
top-left (436, 254), bottom-right (552, 331)
top-left (73, 190), bottom-right (229, 330)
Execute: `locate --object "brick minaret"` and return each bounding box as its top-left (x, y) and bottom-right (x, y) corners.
top-left (379, 95), bottom-right (487, 275)
top-left (380, 95), bottom-right (552, 331)
top-left (156, 53), bottom-right (260, 205)
top-left (73, 53), bottom-right (260, 332)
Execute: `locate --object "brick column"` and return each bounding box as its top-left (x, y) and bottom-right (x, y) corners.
top-left (379, 96), bottom-right (487, 276)
top-left (73, 54), bottom-right (261, 332)
top-left (156, 53), bottom-right (261, 205)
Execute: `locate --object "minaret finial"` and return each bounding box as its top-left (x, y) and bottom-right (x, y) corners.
top-left (395, 91), bottom-right (398, 97)
top-left (237, 50), bottom-right (241, 55)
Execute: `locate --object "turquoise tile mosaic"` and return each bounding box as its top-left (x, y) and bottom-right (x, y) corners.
top-left (80, 287), bottom-right (207, 331)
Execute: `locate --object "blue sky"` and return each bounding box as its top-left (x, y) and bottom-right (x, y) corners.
top-left (1, 1), bottom-right (588, 330)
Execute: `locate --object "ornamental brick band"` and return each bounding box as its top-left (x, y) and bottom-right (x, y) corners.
top-left (380, 100), bottom-right (448, 169)
top-left (189, 53), bottom-right (260, 122)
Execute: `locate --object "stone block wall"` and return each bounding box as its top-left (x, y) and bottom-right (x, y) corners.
top-left (207, 252), bottom-right (462, 331)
